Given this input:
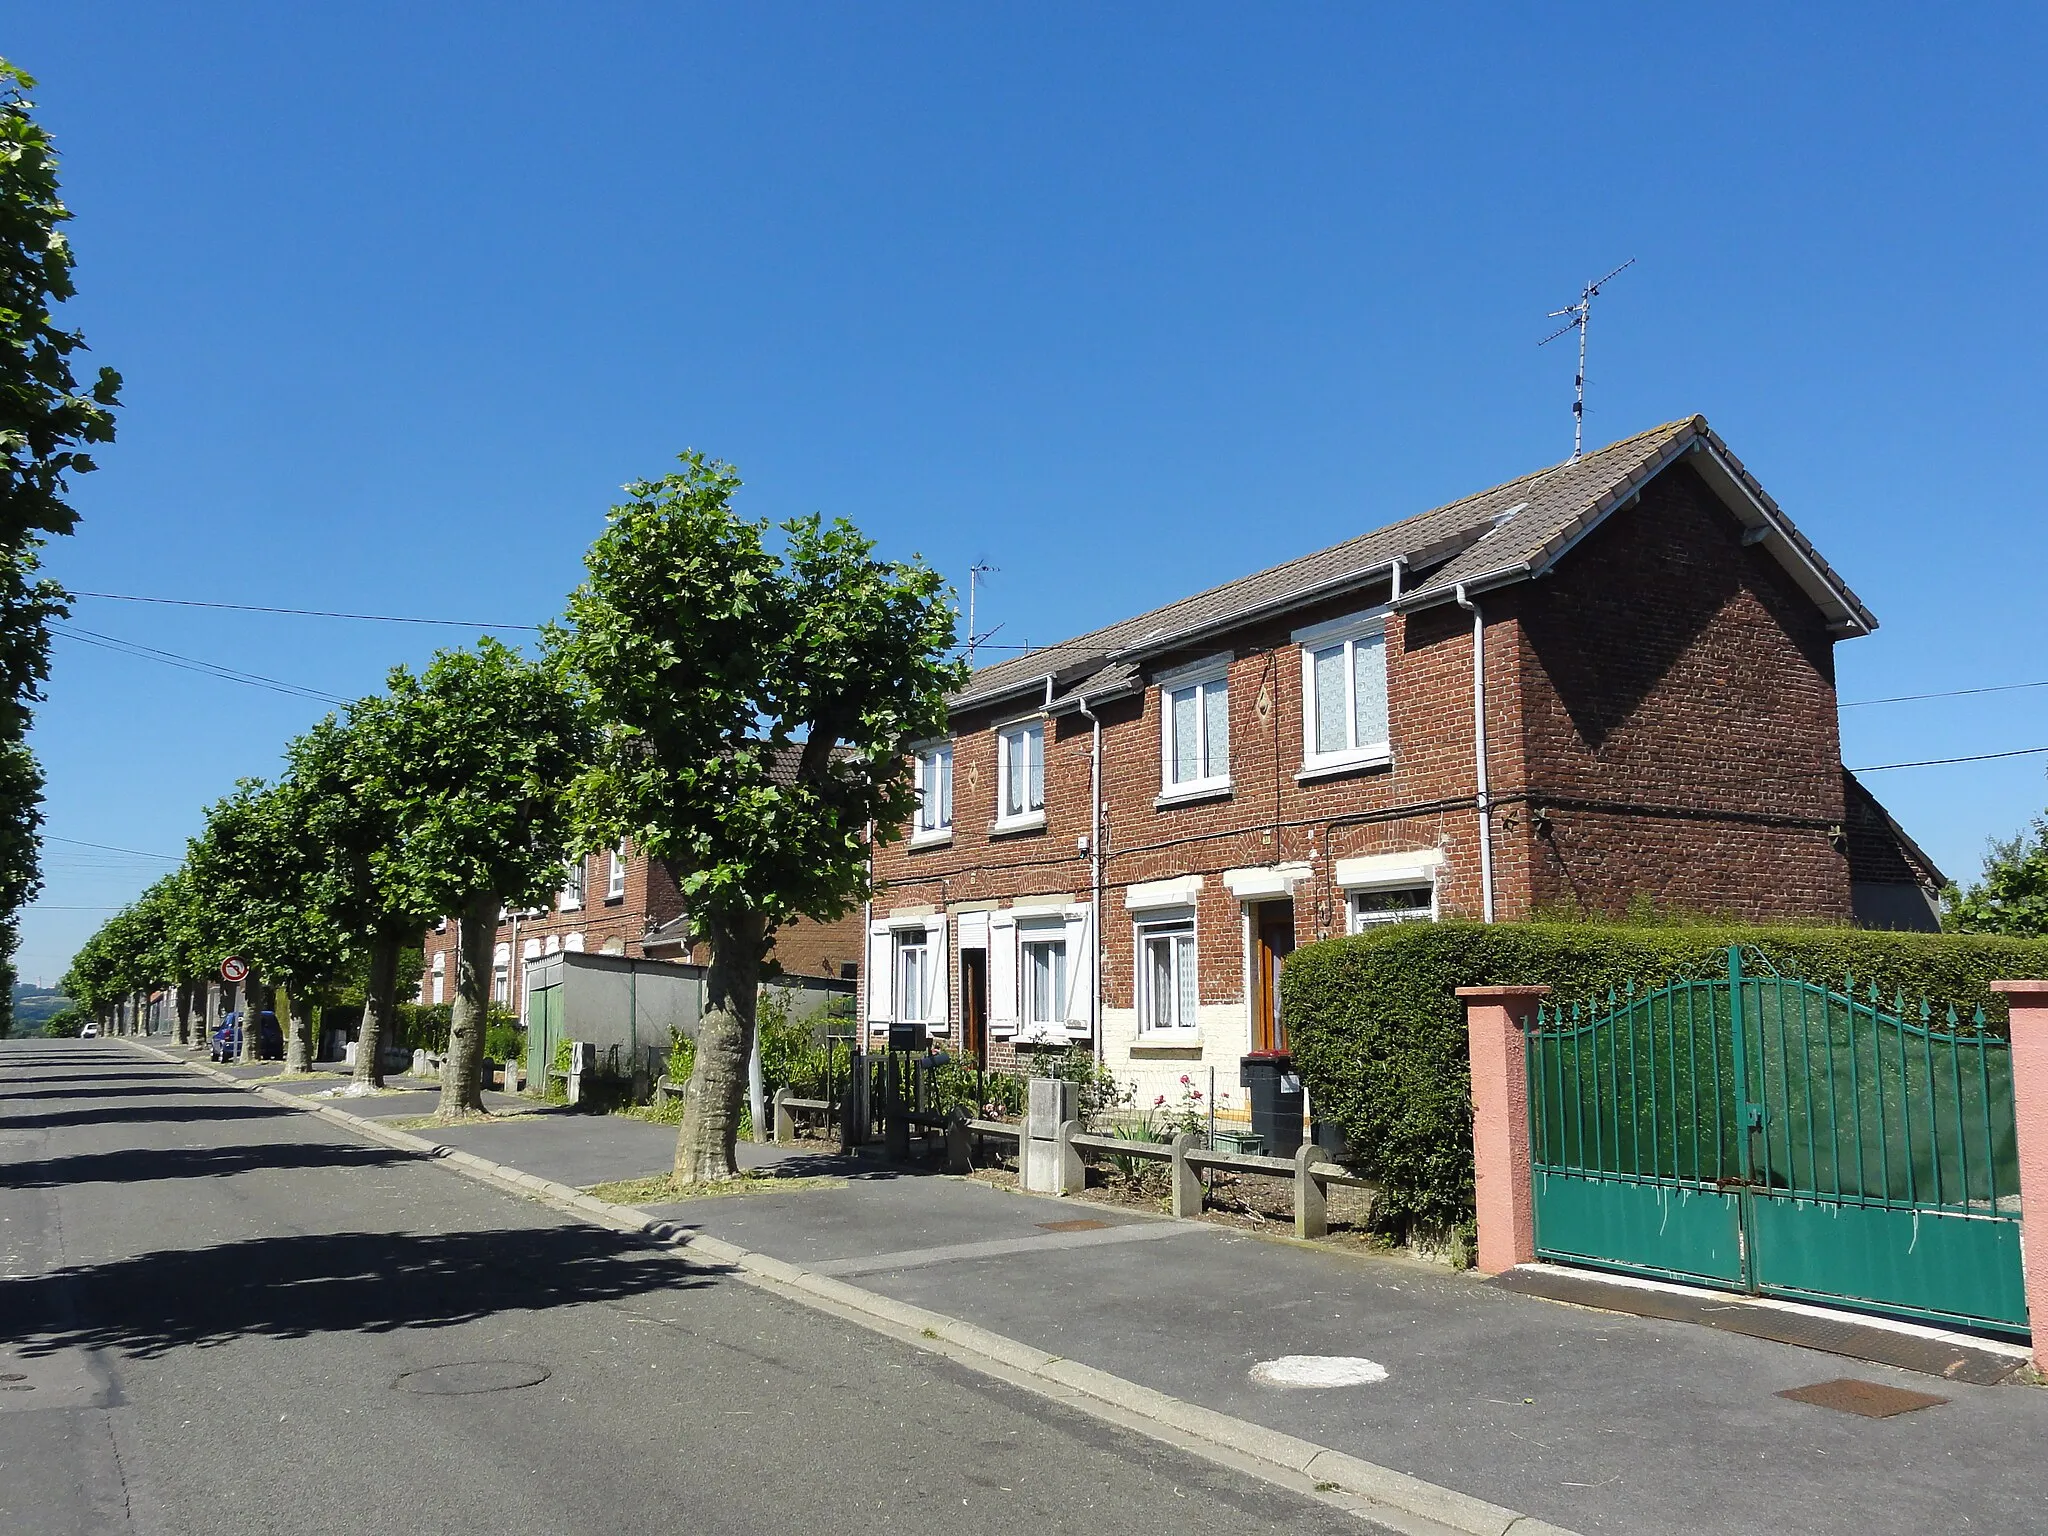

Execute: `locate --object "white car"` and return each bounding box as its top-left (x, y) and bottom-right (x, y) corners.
top-left (80, 1023), bottom-right (98, 1038)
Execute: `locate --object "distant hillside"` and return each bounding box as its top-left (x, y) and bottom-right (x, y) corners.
top-left (12, 984), bottom-right (71, 1028)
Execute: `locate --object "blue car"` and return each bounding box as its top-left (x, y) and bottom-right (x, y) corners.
top-left (211, 1011), bottom-right (283, 1061)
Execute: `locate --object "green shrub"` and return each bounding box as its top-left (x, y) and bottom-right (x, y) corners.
top-left (484, 1020), bottom-right (526, 1064)
top-left (1282, 920), bottom-right (2048, 1233)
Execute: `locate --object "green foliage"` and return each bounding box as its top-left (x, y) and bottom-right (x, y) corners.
top-left (551, 452), bottom-right (965, 937)
top-left (483, 1019), bottom-right (525, 1064)
top-left (1283, 920), bottom-right (2048, 1231)
top-left (1019, 1044), bottom-right (1121, 1125)
top-left (184, 778), bottom-right (347, 994)
top-left (1943, 818), bottom-right (2048, 936)
top-left (391, 1002), bottom-right (453, 1055)
top-left (0, 63), bottom-right (121, 992)
top-left (40, 1001), bottom-right (86, 1036)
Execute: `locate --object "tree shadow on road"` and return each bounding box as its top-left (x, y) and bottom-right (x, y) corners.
top-left (0, 1083), bottom-right (235, 1103)
top-left (0, 1102), bottom-right (294, 1132)
top-left (0, 1140), bottom-right (410, 1190)
top-left (10, 1222), bottom-right (724, 1360)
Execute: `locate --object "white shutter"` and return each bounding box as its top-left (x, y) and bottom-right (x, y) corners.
top-left (924, 916), bottom-right (950, 1032)
top-left (988, 912), bottom-right (1019, 1034)
top-left (865, 921), bottom-right (894, 1027)
top-left (1061, 904), bottom-right (1095, 1037)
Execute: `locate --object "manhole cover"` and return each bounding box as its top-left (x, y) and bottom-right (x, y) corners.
top-left (1038, 1218), bottom-right (1111, 1233)
top-left (1251, 1355), bottom-right (1390, 1388)
top-left (394, 1361), bottom-right (551, 1396)
top-left (1777, 1378), bottom-right (1948, 1418)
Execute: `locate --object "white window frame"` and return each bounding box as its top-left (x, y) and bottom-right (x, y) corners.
top-left (1155, 655), bottom-right (1232, 804)
top-left (1018, 920), bottom-right (1068, 1031)
top-left (1135, 911), bottom-right (1199, 1037)
top-left (1294, 608), bottom-right (1392, 780)
top-left (994, 716), bottom-right (1047, 831)
top-left (894, 928), bottom-right (932, 1023)
top-left (606, 842), bottom-right (628, 900)
top-left (1346, 882), bottom-right (1437, 932)
top-left (559, 857), bottom-right (586, 911)
top-left (912, 740), bottom-right (954, 843)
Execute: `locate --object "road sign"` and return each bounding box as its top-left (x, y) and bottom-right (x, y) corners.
top-left (220, 957), bottom-right (250, 984)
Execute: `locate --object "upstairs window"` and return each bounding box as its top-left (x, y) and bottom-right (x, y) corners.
top-left (1159, 661), bottom-right (1230, 798)
top-left (997, 720), bottom-right (1045, 827)
top-left (1295, 611), bottom-right (1391, 775)
top-left (560, 858), bottom-right (586, 910)
top-left (607, 842), bottom-right (628, 900)
top-left (913, 742), bottom-right (954, 837)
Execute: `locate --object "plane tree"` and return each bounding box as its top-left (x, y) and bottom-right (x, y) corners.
top-left (551, 453), bottom-right (961, 1184)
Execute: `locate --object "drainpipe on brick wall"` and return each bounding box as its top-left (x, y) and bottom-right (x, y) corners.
top-left (1453, 583), bottom-right (1496, 923)
top-left (860, 819), bottom-right (874, 1040)
top-left (1077, 696), bottom-right (1104, 1070)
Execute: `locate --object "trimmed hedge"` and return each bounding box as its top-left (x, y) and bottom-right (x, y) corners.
top-left (1281, 921), bottom-right (2048, 1232)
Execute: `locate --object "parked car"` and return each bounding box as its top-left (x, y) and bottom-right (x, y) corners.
top-left (80, 1023), bottom-right (98, 1038)
top-left (210, 1015), bottom-right (241, 1062)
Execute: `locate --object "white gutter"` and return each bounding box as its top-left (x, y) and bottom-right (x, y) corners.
top-left (1076, 696), bottom-right (1104, 1069)
top-left (1453, 583), bottom-right (1495, 923)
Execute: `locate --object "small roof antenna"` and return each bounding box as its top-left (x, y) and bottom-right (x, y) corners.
top-left (966, 560), bottom-right (1000, 668)
top-left (1540, 258), bottom-right (1635, 460)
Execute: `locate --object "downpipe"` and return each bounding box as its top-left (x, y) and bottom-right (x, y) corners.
top-left (1454, 584), bottom-right (1495, 923)
top-left (1078, 697), bottom-right (1104, 1070)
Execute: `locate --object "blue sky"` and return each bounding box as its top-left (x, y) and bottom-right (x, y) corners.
top-left (10, 4), bottom-right (2047, 983)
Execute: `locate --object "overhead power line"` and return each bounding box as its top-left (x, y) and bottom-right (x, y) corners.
top-left (42, 836), bottom-right (181, 861)
top-left (69, 590), bottom-right (541, 630)
top-left (52, 624), bottom-right (347, 704)
top-left (1851, 745), bottom-right (2048, 772)
top-left (1841, 679), bottom-right (2048, 708)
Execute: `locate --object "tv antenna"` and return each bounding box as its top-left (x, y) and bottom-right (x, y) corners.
top-left (1540, 258), bottom-right (1635, 460)
top-left (966, 560), bottom-right (1001, 668)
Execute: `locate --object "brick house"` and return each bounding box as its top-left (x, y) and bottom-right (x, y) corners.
top-left (863, 416), bottom-right (1942, 1106)
top-left (418, 840), bottom-right (862, 1020)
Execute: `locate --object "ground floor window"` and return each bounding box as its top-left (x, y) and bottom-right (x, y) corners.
top-left (1021, 928), bottom-right (1068, 1030)
top-left (895, 929), bottom-right (931, 1022)
top-left (1347, 884), bottom-right (1435, 931)
top-left (1139, 917), bottom-right (1197, 1034)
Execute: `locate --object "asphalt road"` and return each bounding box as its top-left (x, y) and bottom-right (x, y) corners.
top-left (0, 1040), bottom-right (1391, 1536)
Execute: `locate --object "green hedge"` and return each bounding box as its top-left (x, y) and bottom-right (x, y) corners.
top-left (1281, 920), bottom-right (2048, 1233)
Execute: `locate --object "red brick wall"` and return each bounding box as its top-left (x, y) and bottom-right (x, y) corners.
top-left (1507, 460), bottom-right (1852, 922)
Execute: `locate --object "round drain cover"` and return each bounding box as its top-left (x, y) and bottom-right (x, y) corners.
top-left (395, 1361), bottom-right (551, 1395)
top-left (1250, 1355), bottom-right (1389, 1388)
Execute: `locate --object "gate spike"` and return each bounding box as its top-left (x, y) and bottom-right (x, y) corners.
top-left (1946, 1003), bottom-right (1959, 1030)
top-left (1973, 1005), bottom-right (1987, 1030)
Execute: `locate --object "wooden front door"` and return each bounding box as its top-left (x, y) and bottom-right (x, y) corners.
top-left (1251, 902), bottom-right (1296, 1053)
top-left (960, 948), bottom-right (988, 1064)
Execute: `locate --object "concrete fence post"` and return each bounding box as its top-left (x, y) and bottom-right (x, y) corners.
top-left (1053, 1118), bottom-right (1085, 1196)
top-left (773, 1086), bottom-right (795, 1144)
top-left (946, 1110), bottom-right (972, 1174)
top-left (1294, 1141), bottom-right (1327, 1240)
top-left (1170, 1133), bottom-right (1202, 1218)
top-left (1991, 981), bottom-right (2048, 1370)
top-left (1021, 1077), bottom-right (1078, 1194)
top-left (1457, 984), bottom-right (1552, 1276)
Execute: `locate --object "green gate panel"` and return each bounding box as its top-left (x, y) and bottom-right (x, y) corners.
top-left (1749, 1197), bottom-right (2028, 1336)
top-left (1534, 1172), bottom-right (1745, 1289)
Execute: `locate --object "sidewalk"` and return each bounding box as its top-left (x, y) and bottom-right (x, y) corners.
top-left (147, 1039), bottom-right (2048, 1535)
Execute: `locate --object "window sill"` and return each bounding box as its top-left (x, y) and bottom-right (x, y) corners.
top-left (1154, 781), bottom-right (1233, 810)
top-left (989, 812), bottom-right (1047, 838)
top-left (1295, 749), bottom-right (1392, 784)
top-left (604, 895), bottom-right (626, 906)
top-left (908, 829), bottom-right (954, 850)
top-left (1130, 1034), bottom-right (1203, 1053)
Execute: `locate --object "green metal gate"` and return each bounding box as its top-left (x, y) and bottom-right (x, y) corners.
top-left (1526, 947), bottom-right (2028, 1337)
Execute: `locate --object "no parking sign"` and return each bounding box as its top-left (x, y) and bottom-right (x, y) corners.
top-left (220, 956), bottom-right (250, 984)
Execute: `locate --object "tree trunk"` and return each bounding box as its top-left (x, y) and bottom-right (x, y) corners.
top-left (282, 985), bottom-right (312, 1072)
top-left (674, 908), bottom-right (765, 1184)
top-left (175, 982), bottom-right (193, 1048)
top-left (238, 978), bottom-right (263, 1064)
top-left (438, 893), bottom-right (497, 1119)
top-left (354, 930), bottom-right (401, 1090)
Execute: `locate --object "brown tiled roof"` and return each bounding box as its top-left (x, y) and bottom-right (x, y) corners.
top-left (953, 416), bottom-right (1875, 711)
top-left (1842, 769), bottom-right (1948, 890)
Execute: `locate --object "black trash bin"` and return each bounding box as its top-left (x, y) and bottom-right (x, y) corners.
top-left (1239, 1051), bottom-right (1304, 1157)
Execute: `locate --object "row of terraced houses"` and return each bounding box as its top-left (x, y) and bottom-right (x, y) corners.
top-left (860, 417), bottom-right (1943, 1106)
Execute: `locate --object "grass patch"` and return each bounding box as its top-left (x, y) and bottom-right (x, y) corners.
top-left (586, 1171), bottom-right (846, 1205)
top-left (380, 1110), bottom-right (507, 1130)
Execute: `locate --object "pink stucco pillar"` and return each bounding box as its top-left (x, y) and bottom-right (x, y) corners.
top-left (1458, 984), bottom-right (1551, 1276)
top-left (1991, 981), bottom-right (2048, 1367)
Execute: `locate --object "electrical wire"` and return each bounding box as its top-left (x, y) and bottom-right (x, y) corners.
top-left (41, 836), bottom-right (182, 861)
top-left (51, 624), bottom-right (347, 704)
top-left (69, 590), bottom-right (540, 630)
top-left (1850, 745), bottom-right (2048, 772)
top-left (1841, 679), bottom-right (2048, 708)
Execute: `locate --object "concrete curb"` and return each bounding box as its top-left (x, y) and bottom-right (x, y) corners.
top-left (122, 1039), bottom-right (1578, 1536)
